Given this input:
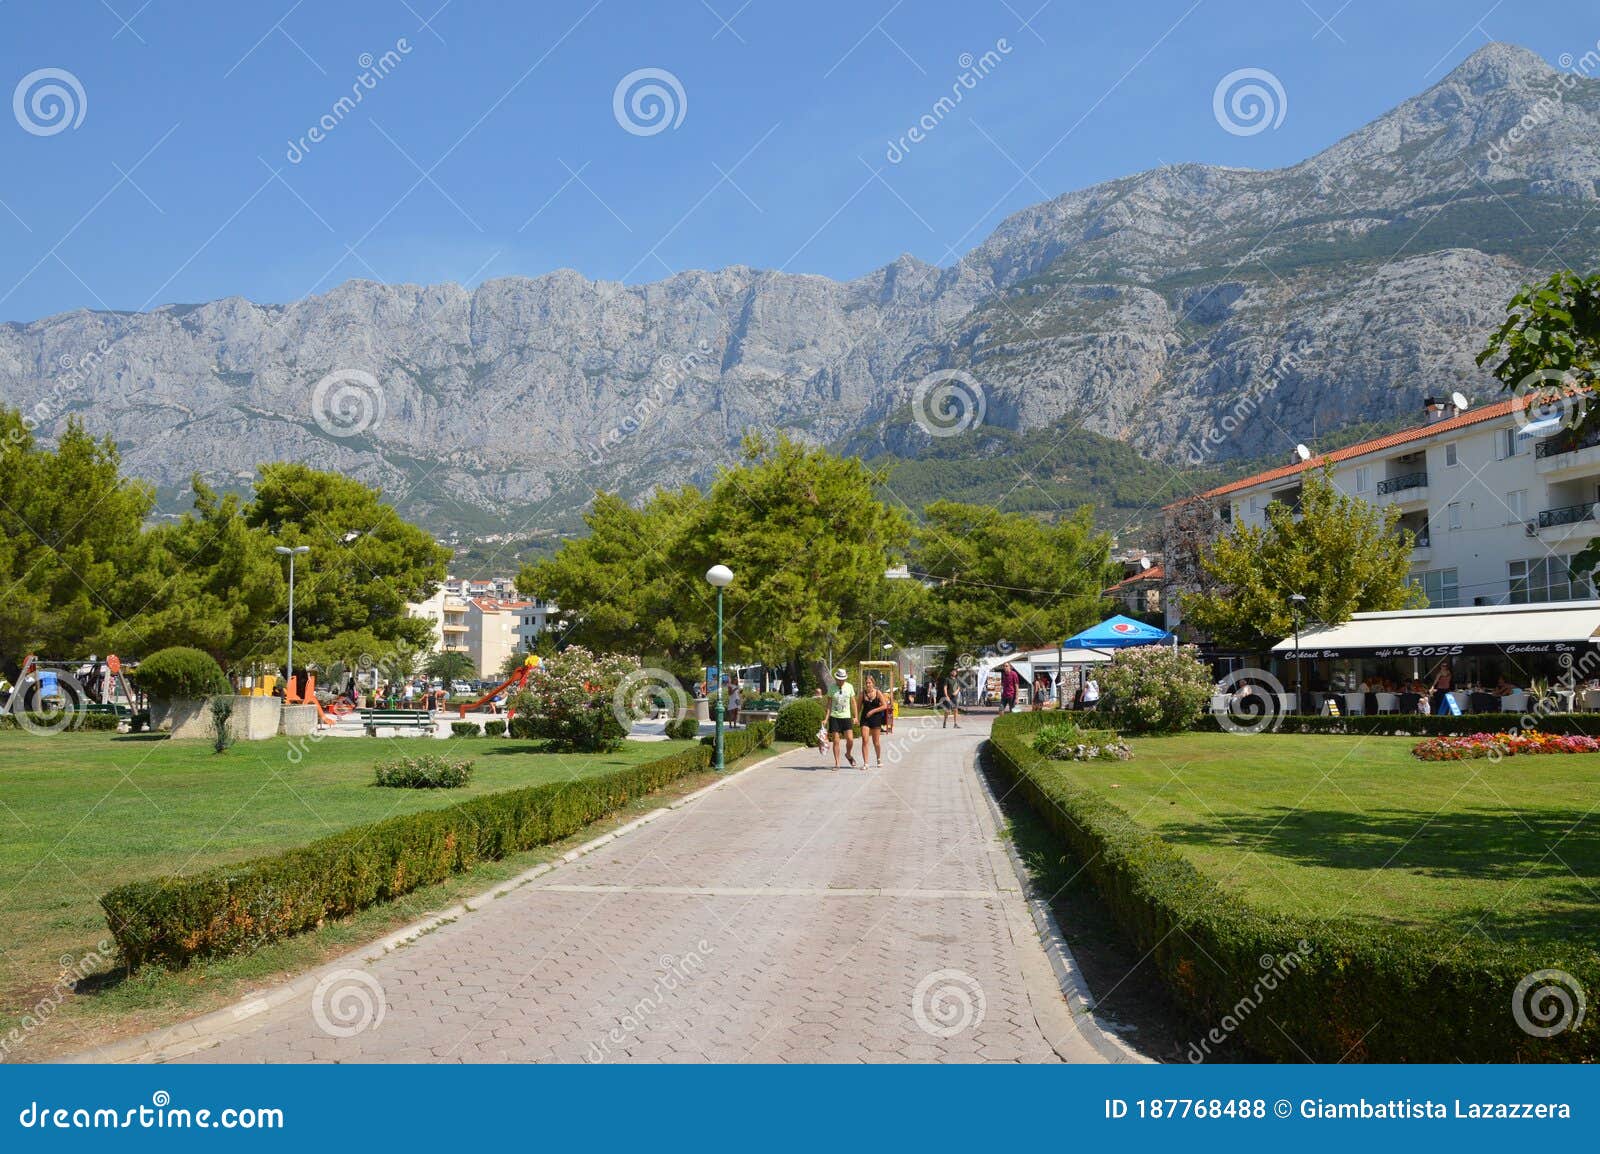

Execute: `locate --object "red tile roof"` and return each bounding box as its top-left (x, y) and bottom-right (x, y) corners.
top-left (1173, 396), bottom-right (1523, 507)
top-left (470, 597), bottom-right (535, 612)
top-left (1107, 565), bottom-right (1164, 591)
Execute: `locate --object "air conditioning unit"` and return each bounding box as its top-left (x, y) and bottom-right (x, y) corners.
top-left (1525, 521), bottom-right (1539, 537)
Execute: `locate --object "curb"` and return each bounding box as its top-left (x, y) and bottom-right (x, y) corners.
top-left (68, 748), bottom-right (785, 1065)
top-left (973, 740), bottom-right (1154, 1065)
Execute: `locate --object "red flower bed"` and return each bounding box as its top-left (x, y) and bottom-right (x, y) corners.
top-left (1412, 731), bottom-right (1600, 761)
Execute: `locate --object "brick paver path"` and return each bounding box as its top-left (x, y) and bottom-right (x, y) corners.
top-left (172, 717), bottom-right (1111, 1063)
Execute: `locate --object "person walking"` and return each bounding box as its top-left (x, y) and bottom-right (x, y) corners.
top-left (939, 674), bottom-right (960, 729)
top-left (1430, 661), bottom-right (1455, 717)
top-left (999, 662), bottom-right (1021, 713)
top-left (825, 668), bottom-right (859, 769)
top-left (1031, 673), bottom-right (1049, 711)
top-left (859, 676), bottom-right (891, 768)
top-left (727, 682), bottom-right (743, 728)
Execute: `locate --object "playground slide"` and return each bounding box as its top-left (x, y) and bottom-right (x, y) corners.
top-left (456, 655), bottom-right (541, 718)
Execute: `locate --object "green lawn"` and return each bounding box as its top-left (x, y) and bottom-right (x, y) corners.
top-left (0, 730), bottom-right (673, 1019)
top-left (1059, 732), bottom-right (1600, 948)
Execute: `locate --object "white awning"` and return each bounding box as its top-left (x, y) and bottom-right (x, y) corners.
top-left (1271, 600), bottom-right (1600, 659)
top-left (1011, 646), bottom-right (1112, 668)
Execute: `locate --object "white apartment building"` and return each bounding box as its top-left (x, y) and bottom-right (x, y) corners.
top-left (406, 588), bottom-right (472, 657)
top-left (1166, 394), bottom-right (1600, 632)
top-left (514, 598), bottom-right (558, 653)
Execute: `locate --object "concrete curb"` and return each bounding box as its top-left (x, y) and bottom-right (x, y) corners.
top-left (972, 739), bottom-right (1155, 1065)
top-left (68, 748), bottom-right (785, 1065)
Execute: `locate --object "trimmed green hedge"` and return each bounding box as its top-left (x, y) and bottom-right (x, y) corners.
top-left (102, 741), bottom-right (722, 969)
top-left (1200, 712), bottom-right (1600, 737)
top-left (0, 711), bottom-right (119, 732)
top-left (986, 712), bottom-right (1599, 1062)
top-left (702, 720), bottom-right (774, 763)
top-left (484, 720), bottom-right (506, 738)
top-left (449, 721), bottom-right (479, 738)
top-left (664, 717), bottom-right (700, 740)
top-left (775, 698), bottom-right (824, 743)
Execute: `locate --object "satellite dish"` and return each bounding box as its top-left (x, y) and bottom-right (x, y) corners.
top-left (1451, 391), bottom-right (1470, 411)
top-left (1138, 556), bottom-right (1152, 570)
top-left (1293, 443), bottom-right (1312, 461)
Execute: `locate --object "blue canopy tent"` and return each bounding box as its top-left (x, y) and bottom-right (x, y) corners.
top-left (1060, 615), bottom-right (1174, 650)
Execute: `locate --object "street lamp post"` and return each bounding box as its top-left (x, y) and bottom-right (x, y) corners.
top-left (275, 545), bottom-right (311, 691)
top-left (1290, 592), bottom-right (1307, 715)
top-left (706, 565), bottom-right (733, 771)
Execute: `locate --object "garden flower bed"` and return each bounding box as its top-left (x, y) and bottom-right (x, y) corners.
top-left (1412, 731), bottom-right (1600, 761)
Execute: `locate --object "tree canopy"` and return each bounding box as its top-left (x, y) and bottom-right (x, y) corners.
top-left (1180, 467), bottom-right (1422, 649)
top-left (909, 500), bottom-right (1113, 662)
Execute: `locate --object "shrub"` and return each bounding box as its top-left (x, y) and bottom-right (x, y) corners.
top-left (1205, 712), bottom-right (1600, 737)
top-left (702, 720), bottom-right (775, 763)
top-left (373, 754), bottom-right (475, 789)
top-left (985, 712), bottom-right (1600, 1062)
top-left (1096, 644), bottom-right (1212, 734)
top-left (483, 720), bottom-right (506, 738)
top-left (775, 697), bottom-right (826, 743)
top-left (664, 716), bottom-right (700, 740)
top-left (100, 742), bottom-right (712, 968)
top-left (80, 712), bottom-right (121, 731)
top-left (1031, 720), bottom-right (1130, 761)
top-left (505, 646), bottom-right (637, 752)
top-left (508, 715), bottom-right (539, 741)
top-left (1, 710), bottom-right (118, 732)
top-left (450, 721), bottom-right (479, 738)
top-left (133, 647), bottom-right (229, 701)
top-left (209, 697), bottom-right (235, 754)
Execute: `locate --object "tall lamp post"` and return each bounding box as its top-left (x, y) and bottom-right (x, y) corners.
top-left (275, 545), bottom-right (310, 691)
top-left (706, 564), bottom-right (733, 771)
top-left (1290, 592), bottom-right (1307, 714)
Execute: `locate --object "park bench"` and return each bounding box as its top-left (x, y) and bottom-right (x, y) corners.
top-left (358, 708), bottom-right (435, 736)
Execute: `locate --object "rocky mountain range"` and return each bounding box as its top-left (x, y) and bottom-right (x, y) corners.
top-left (4, 42), bottom-right (1599, 536)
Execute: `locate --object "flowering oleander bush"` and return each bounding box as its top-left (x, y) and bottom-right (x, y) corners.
top-left (505, 646), bottom-right (638, 752)
top-left (1096, 644), bottom-right (1213, 734)
top-left (1032, 720), bottom-right (1131, 761)
top-left (1412, 731), bottom-right (1600, 761)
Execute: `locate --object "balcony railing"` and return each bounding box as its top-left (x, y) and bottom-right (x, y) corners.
top-left (1535, 428), bottom-right (1600, 460)
top-left (1377, 471), bottom-right (1428, 495)
top-left (1538, 501), bottom-right (1598, 529)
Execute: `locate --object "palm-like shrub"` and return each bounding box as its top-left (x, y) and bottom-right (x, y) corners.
top-left (1097, 645), bottom-right (1213, 734)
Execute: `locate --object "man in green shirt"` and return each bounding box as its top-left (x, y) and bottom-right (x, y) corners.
top-left (826, 667), bottom-right (859, 770)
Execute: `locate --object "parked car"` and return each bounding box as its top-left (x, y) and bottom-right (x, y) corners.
top-left (450, 680), bottom-right (473, 695)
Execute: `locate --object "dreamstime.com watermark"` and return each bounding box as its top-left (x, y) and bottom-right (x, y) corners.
top-left (1212, 67), bottom-right (1286, 137)
top-left (584, 341), bottom-right (711, 464)
top-left (1182, 347), bottom-right (1303, 466)
top-left (613, 67), bottom-right (687, 136)
top-left (885, 40), bottom-right (1013, 164)
top-left (310, 367), bottom-right (387, 437)
top-left (1512, 968), bottom-right (1586, 1038)
top-left (586, 942), bottom-right (715, 1062)
top-left (0, 941), bottom-right (114, 1062)
top-left (310, 968), bottom-right (387, 1038)
top-left (912, 968), bottom-right (986, 1038)
top-left (285, 39), bottom-right (413, 164)
top-left (1484, 42), bottom-right (1600, 164)
top-left (13, 67), bottom-right (86, 136)
top-left (911, 369), bottom-right (986, 438)
top-left (16, 1092), bottom-right (283, 1130)
top-left (612, 667), bottom-right (688, 731)
top-left (5, 339), bottom-right (114, 448)
top-left (1185, 940), bottom-right (1312, 1062)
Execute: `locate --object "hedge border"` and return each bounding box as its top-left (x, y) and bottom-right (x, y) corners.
top-left (987, 711), bottom-right (1598, 1062)
top-left (102, 721), bottom-right (772, 969)
top-left (1197, 711), bottom-right (1600, 737)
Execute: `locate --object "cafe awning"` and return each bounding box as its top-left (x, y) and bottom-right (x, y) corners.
top-left (1270, 600), bottom-right (1600, 660)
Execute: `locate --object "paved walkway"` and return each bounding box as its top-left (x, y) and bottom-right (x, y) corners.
top-left (167, 717), bottom-right (1115, 1063)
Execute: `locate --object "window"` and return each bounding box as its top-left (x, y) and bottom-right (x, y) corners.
top-left (1498, 428), bottom-right (1526, 459)
top-left (1444, 443), bottom-right (1458, 467)
top-left (1354, 466), bottom-right (1372, 493)
top-left (1509, 556), bottom-right (1595, 604)
top-left (1447, 502), bottom-right (1462, 530)
top-left (1409, 568), bottom-right (1459, 608)
top-left (1218, 500), bottom-right (1232, 524)
top-left (1248, 495), bottom-right (1259, 516)
top-left (1506, 490), bottom-right (1527, 522)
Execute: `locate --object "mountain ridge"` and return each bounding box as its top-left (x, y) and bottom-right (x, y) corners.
top-left (3, 43), bottom-right (1597, 533)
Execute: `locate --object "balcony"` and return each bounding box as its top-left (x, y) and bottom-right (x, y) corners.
top-left (1536, 428), bottom-right (1600, 477)
top-left (1538, 501), bottom-right (1597, 529)
top-left (1377, 471), bottom-right (1428, 495)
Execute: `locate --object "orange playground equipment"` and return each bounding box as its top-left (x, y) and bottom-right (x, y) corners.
top-left (458, 654), bottom-right (542, 719)
top-left (282, 671), bottom-right (359, 726)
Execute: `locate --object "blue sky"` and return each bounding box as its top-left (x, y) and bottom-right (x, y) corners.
top-left (0, 0), bottom-right (1590, 322)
